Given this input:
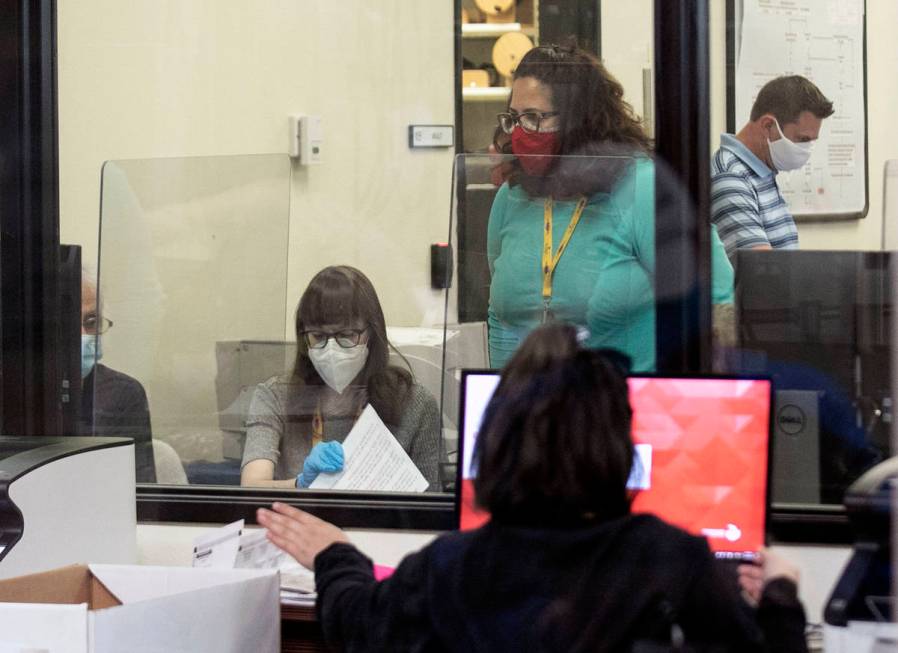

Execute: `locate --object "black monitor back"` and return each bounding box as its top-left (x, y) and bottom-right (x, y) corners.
top-left (735, 249), bottom-right (892, 503)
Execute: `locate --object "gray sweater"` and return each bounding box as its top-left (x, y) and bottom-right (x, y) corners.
top-left (242, 376), bottom-right (442, 491)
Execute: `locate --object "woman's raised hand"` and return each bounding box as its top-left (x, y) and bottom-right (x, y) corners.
top-left (257, 501), bottom-right (350, 569)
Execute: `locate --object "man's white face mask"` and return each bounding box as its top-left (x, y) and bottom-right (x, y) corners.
top-left (308, 340), bottom-right (369, 394)
top-left (767, 118), bottom-right (814, 172)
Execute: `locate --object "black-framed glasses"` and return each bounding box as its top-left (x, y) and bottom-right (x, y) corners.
top-left (82, 313), bottom-right (113, 335)
top-left (497, 110), bottom-right (560, 135)
top-left (302, 328), bottom-right (367, 349)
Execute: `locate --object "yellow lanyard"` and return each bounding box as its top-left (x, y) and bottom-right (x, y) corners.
top-left (542, 195), bottom-right (588, 322)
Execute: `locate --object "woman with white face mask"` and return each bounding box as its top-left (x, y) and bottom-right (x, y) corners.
top-left (240, 265), bottom-right (441, 491)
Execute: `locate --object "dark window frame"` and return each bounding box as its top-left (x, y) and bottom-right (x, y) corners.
top-left (0, 0), bottom-right (62, 439)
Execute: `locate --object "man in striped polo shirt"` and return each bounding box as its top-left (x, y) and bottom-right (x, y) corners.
top-left (711, 76), bottom-right (834, 262)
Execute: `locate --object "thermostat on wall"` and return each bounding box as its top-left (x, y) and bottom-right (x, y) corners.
top-left (289, 114), bottom-right (323, 165)
top-left (408, 125), bottom-right (454, 149)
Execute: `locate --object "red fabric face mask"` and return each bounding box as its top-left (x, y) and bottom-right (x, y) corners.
top-left (511, 126), bottom-right (561, 176)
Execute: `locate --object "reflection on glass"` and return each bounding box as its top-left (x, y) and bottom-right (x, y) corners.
top-left (240, 266), bottom-right (441, 491)
top-left (730, 250), bottom-right (890, 506)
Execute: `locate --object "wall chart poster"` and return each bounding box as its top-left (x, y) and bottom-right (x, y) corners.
top-left (731, 0), bottom-right (867, 219)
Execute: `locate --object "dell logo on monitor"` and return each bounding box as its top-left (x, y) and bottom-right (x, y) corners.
top-left (777, 404), bottom-right (806, 436)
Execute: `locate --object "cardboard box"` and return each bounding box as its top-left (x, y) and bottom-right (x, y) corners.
top-left (0, 564), bottom-right (280, 653)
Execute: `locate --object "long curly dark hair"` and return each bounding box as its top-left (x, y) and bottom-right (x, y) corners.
top-left (494, 44), bottom-right (652, 198)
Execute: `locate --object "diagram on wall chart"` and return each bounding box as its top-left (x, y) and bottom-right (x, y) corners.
top-left (734, 0), bottom-right (867, 217)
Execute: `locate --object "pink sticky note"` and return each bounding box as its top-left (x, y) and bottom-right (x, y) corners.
top-left (373, 564), bottom-right (395, 581)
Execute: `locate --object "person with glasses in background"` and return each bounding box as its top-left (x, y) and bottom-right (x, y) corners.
top-left (487, 44), bottom-right (735, 371)
top-left (240, 266), bottom-right (441, 490)
top-left (79, 268), bottom-right (156, 483)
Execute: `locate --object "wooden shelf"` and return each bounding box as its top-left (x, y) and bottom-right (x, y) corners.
top-left (462, 86), bottom-right (511, 102)
top-left (461, 22), bottom-right (536, 39)
top-left (461, 22), bottom-right (521, 38)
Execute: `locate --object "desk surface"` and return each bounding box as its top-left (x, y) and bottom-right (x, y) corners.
top-left (281, 603), bottom-right (316, 622)
top-left (281, 604), bottom-right (326, 653)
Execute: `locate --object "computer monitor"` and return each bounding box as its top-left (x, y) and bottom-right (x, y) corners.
top-left (457, 371), bottom-right (773, 559)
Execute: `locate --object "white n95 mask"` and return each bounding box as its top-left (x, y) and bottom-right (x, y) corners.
top-left (767, 119), bottom-right (814, 172)
top-left (308, 341), bottom-right (369, 394)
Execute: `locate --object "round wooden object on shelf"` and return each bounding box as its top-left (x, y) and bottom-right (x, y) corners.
top-left (492, 31), bottom-right (533, 79)
top-left (475, 0), bottom-right (515, 23)
top-left (462, 69), bottom-right (491, 88)
top-left (474, 0), bottom-right (515, 15)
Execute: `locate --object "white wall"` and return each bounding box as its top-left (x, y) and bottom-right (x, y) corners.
top-left (600, 0), bottom-right (654, 131)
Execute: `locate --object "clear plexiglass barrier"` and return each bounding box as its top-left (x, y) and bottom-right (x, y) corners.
top-left (95, 153), bottom-right (457, 494)
top-left (95, 155), bottom-right (291, 487)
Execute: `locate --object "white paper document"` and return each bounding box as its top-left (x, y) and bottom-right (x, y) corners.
top-left (194, 522), bottom-right (317, 605)
top-left (309, 404), bottom-right (428, 492)
top-left (234, 528), bottom-right (288, 570)
top-left (192, 519), bottom-right (243, 568)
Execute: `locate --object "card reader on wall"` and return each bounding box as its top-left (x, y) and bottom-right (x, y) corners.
top-left (0, 436), bottom-right (137, 579)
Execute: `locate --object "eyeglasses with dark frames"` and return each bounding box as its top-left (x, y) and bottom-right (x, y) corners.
top-left (496, 110), bottom-right (560, 135)
top-left (82, 313), bottom-right (113, 335)
top-left (302, 328), bottom-right (367, 349)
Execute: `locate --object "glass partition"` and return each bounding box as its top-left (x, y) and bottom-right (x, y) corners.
top-left (95, 153), bottom-right (458, 497)
top-left (95, 154), bottom-right (291, 486)
top-left (709, 2), bottom-right (894, 518)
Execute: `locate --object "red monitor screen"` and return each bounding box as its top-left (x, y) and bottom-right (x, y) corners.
top-left (458, 373), bottom-right (772, 558)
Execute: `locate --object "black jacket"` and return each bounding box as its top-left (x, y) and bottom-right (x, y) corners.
top-left (80, 364), bottom-right (156, 483)
top-left (315, 514), bottom-right (807, 653)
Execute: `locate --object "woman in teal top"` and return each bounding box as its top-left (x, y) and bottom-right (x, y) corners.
top-left (487, 45), bottom-right (734, 370)
top-left (488, 157), bottom-right (734, 370)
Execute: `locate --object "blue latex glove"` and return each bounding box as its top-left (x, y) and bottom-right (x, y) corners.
top-left (296, 441), bottom-right (344, 488)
